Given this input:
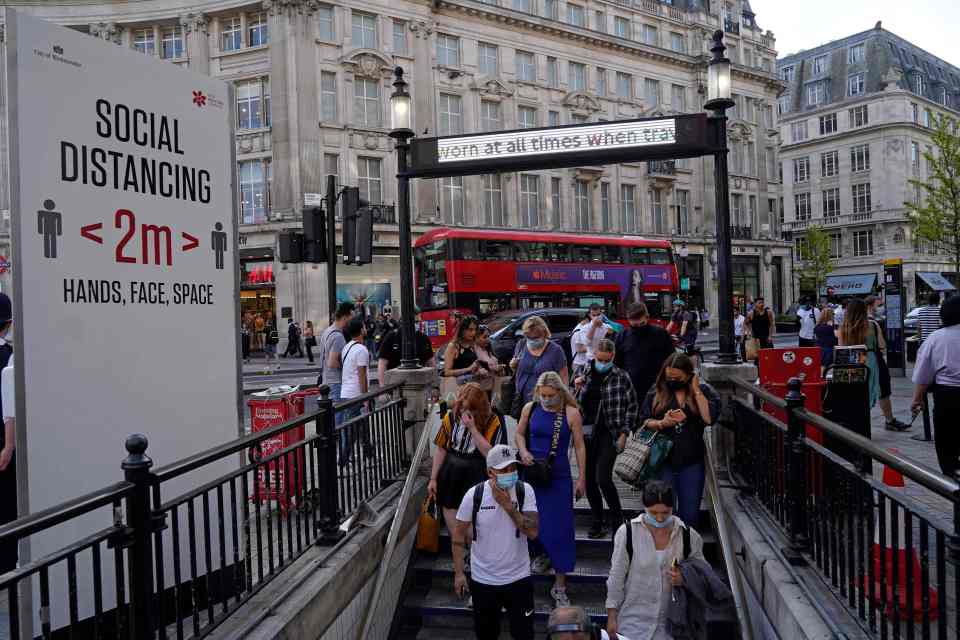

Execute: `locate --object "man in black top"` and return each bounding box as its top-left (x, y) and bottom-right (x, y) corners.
top-left (374, 305), bottom-right (400, 357)
top-left (745, 296), bottom-right (775, 350)
top-left (613, 302), bottom-right (675, 400)
top-left (377, 308), bottom-right (435, 384)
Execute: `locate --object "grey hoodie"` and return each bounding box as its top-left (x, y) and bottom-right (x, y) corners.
top-left (665, 557), bottom-right (734, 640)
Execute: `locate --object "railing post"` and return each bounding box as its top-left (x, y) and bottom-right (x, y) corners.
top-left (316, 386), bottom-right (345, 545)
top-left (122, 434), bottom-right (156, 639)
top-left (783, 377), bottom-right (809, 565)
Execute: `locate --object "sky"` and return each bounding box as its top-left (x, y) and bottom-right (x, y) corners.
top-left (749, 0), bottom-right (960, 67)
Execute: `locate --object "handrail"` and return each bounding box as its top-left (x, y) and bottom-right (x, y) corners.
top-left (729, 375), bottom-right (786, 409)
top-left (0, 481), bottom-right (132, 542)
top-left (357, 396), bottom-right (437, 640)
top-left (703, 427), bottom-right (754, 640)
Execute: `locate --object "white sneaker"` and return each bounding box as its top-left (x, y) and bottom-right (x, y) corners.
top-left (551, 585), bottom-right (571, 608)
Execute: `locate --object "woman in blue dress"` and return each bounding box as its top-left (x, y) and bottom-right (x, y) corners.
top-left (515, 371), bottom-right (587, 608)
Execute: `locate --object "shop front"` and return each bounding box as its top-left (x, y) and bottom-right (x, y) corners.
top-left (679, 254), bottom-right (705, 313)
top-left (915, 271), bottom-right (957, 305)
top-left (822, 272), bottom-right (878, 301)
top-left (732, 256), bottom-right (761, 313)
top-left (241, 247), bottom-right (277, 353)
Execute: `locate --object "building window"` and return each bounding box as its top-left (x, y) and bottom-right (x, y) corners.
top-left (160, 27), bottom-right (184, 59)
top-left (617, 72), bottom-right (633, 99)
top-left (320, 72), bottom-right (337, 122)
top-left (748, 195), bottom-right (757, 228)
top-left (236, 77), bottom-right (271, 129)
top-left (516, 51), bottom-right (536, 82)
top-left (438, 94), bottom-right (463, 135)
top-left (513, 0), bottom-right (533, 13)
top-left (574, 182), bottom-right (591, 230)
top-left (671, 84), bottom-right (686, 112)
top-left (620, 184), bottom-right (638, 232)
top-left (822, 188), bottom-right (840, 218)
top-left (851, 144), bottom-right (870, 172)
top-left (239, 159), bottom-right (270, 224)
top-left (763, 104), bottom-right (774, 128)
top-left (323, 153), bottom-right (339, 187)
top-left (923, 109), bottom-right (933, 128)
top-left (911, 141), bottom-right (921, 168)
top-left (596, 68), bottom-right (607, 96)
top-left (677, 190), bottom-right (690, 235)
top-left (133, 28), bottom-right (156, 56)
top-left (482, 174), bottom-right (504, 226)
top-left (851, 183), bottom-right (871, 214)
top-left (548, 110), bottom-right (560, 126)
top-left (819, 113), bottom-right (837, 135)
top-left (829, 233), bottom-right (842, 259)
top-left (480, 100), bottom-right (502, 131)
top-left (641, 24), bottom-right (657, 46)
top-left (520, 175), bottom-right (541, 227)
top-left (731, 193), bottom-right (744, 226)
top-left (393, 20), bottom-right (408, 55)
top-left (806, 81), bottom-right (826, 106)
top-left (518, 106), bottom-right (537, 128)
top-left (354, 78), bottom-right (381, 128)
top-left (248, 12), bottom-right (268, 47)
top-left (821, 150), bottom-right (838, 177)
top-left (745, 141), bottom-right (756, 176)
top-left (318, 5), bottom-right (335, 40)
top-left (768, 198), bottom-right (778, 231)
top-left (848, 73), bottom-right (865, 96)
top-left (352, 12), bottom-right (378, 49)
top-left (614, 16), bottom-right (630, 39)
top-left (794, 192), bottom-right (811, 221)
top-left (778, 93), bottom-right (791, 115)
top-left (546, 57), bottom-right (559, 88)
top-left (794, 237), bottom-right (809, 261)
top-left (669, 31), bottom-right (685, 53)
top-left (848, 43), bottom-right (864, 64)
top-left (544, 0), bottom-right (559, 20)
top-left (651, 190), bottom-right (666, 234)
top-left (793, 157), bottom-right (810, 183)
top-left (571, 114), bottom-right (588, 124)
top-left (479, 43), bottom-right (499, 75)
top-left (569, 62), bottom-right (586, 91)
top-left (595, 11), bottom-right (606, 32)
top-left (781, 65), bottom-right (795, 82)
top-left (601, 182), bottom-right (611, 229)
top-left (914, 73), bottom-right (925, 95)
top-left (441, 176), bottom-right (465, 224)
top-left (567, 3), bottom-right (586, 27)
top-left (358, 157), bottom-right (383, 205)
top-left (221, 17), bottom-right (242, 51)
top-left (812, 54), bottom-right (828, 75)
top-left (436, 33), bottom-right (460, 66)
top-left (644, 78), bottom-right (660, 107)
top-left (853, 229), bottom-right (874, 256)
top-left (551, 177), bottom-right (562, 225)
top-left (766, 147), bottom-right (777, 180)
top-left (791, 120), bottom-right (808, 142)
top-left (911, 103), bottom-right (920, 123)
top-left (849, 104), bottom-right (868, 127)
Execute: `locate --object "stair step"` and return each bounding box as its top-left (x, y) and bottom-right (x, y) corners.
top-left (414, 553), bottom-right (612, 583)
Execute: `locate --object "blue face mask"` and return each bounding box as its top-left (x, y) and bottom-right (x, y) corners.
top-left (643, 513), bottom-right (673, 529)
top-left (495, 471), bottom-right (519, 489)
top-left (526, 337), bottom-right (547, 350)
top-left (594, 360), bottom-right (614, 374)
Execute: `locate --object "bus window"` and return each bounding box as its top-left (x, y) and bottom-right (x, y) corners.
top-left (484, 240), bottom-right (513, 261)
top-left (650, 247), bottom-right (672, 264)
top-left (549, 244), bottom-right (571, 262)
top-left (417, 240), bottom-right (448, 308)
top-left (603, 245), bottom-right (625, 264)
top-left (628, 247), bottom-right (650, 264)
top-left (571, 245), bottom-right (602, 263)
top-left (547, 314), bottom-right (580, 334)
top-left (526, 243), bottom-right (550, 262)
top-left (455, 239), bottom-right (481, 259)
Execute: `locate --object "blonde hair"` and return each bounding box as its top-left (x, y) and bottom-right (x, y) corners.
top-left (818, 307), bottom-right (835, 325)
top-left (533, 371), bottom-right (578, 408)
top-left (522, 316), bottom-right (551, 339)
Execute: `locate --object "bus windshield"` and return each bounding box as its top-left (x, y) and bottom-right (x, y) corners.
top-left (414, 240), bottom-right (448, 309)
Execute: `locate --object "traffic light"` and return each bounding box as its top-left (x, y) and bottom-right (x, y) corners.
top-left (355, 206), bottom-right (374, 265)
top-left (341, 187), bottom-right (370, 265)
top-left (302, 206), bottom-right (327, 263)
top-left (278, 232), bottom-right (304, 263)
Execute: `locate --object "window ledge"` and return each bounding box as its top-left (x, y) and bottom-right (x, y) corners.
top-left (315, 38), bottom-right (340, 46)
top-left (211, 43), bottom-right (270, 60)
top-left (237, 126), bottom-right (272, 134)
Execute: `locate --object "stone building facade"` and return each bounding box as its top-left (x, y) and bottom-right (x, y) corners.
top-left (777, 23), bottom-right (960, 307)
top-left (1, 0), bottom-right (790, 326)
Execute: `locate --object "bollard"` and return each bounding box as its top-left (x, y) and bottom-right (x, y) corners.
top-left (783, 377), bottom-right (809, 565)
top-left (912, 392), bottom-right (933, 442)
top-left (121, 434), bottom-right (157, 639)
top-left (316, 386), bottom-right (345, 545)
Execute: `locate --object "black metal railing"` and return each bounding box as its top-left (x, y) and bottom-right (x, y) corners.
top-left (729, 225), bottom-right (754, 239)
top-left (723, 377), bottom-right (959, 638)
top-left (0, 383), bottom-right (408, 639)
top-left (648, 160), bottom-right (676, 176)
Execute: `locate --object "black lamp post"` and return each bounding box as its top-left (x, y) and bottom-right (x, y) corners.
top-left (704, 30), bottom-right (738, 364)
top-left (389, 67), bottom-right (419, 370)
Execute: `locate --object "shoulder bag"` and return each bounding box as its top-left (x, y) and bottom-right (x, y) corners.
top-left (415, 497), bottom-right (440, 554)
top-left (523, 408), bottom-right (563, 487)
top-left (614, 426), bottom-right (674, 487)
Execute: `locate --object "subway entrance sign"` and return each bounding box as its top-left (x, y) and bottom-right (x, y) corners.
top-left (409, 113), bottom-right (714, 178)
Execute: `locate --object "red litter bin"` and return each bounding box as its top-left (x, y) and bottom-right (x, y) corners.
top-left (247, 387), bottom-right (306, 513)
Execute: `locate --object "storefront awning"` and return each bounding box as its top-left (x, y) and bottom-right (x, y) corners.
top-left (917, 272), bottom-right (957, 291)
top-left (822, 273), bottom-right (877, 296)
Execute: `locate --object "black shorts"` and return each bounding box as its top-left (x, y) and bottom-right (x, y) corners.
top-left (436, 450), bottom-right (487, 510)
top-left (877, 352), bottom-right (892, 399)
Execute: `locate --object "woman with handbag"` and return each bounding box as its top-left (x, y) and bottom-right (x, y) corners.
top-left (428, 383), bottom-right (508, 542)
top-left (510, 316), bottom-right (569, 419)
top-left (515, 371), bottom-right (587, 608)
top-left (638, 353), bottom-right (721, 529)
top-left (443, 315), bottom-right (481, 398)
top-left (474, 326), bottom-right (506, 402)
top-left (304, 320), bottom-right (317, 364)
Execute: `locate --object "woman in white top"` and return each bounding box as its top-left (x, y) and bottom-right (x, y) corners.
top-left (606, 481), bottom-right (705, 640)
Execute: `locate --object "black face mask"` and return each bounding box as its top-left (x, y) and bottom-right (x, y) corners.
top-left (665, 379), bottom-right (688, 392)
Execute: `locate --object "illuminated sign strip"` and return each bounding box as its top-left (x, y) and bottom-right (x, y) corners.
top-left (436, 118), bottom-right (677, 164)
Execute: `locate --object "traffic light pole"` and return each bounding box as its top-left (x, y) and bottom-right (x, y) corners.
top-left (326, 174), bottom-right (337, 323)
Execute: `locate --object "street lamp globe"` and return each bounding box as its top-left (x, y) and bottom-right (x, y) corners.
top-left (389, 66), bottom-right (413, 138)
top-left (679, 242), bottom-right (689, 259)
top-left (704, 30), bottom-right (734, 112)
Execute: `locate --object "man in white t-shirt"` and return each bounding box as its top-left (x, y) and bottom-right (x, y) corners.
top-left (454, 444), bottom-right (539, 640)
top-left (570, 305), bottom-right (607, 378)
top-left (339, 316), bottom-right (373, 466)
top-left (796, 297), bottom-right (820, 347)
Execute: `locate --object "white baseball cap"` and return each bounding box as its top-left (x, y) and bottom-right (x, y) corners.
top-left (486, 444), bottom-right (519, 470)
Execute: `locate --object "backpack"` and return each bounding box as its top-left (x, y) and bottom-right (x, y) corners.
top-left (471, 480), bottom-right (525, 541)
top-left (624, 518), bottom-right (691, 571)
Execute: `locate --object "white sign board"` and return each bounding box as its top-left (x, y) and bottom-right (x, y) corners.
top-left (304, 192), bottom-right (323, 207)
top-left (5, 10), bottom-right (240, 628)
top-left (437, 118), bottom-right (677, 163)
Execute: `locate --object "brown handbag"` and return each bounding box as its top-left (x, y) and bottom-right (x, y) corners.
top-left (415, 497), bottom-right (440, 554)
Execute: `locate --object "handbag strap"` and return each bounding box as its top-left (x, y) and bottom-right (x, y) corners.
top-left (547, 409), bottom-right (563, 462)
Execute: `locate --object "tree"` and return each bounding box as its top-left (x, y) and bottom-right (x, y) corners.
top-left (906, 116), bottom-right (960, 278)
top-left (796, 225), bottom-right (833, 299)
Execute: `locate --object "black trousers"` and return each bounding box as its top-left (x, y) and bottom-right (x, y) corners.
top-left (284, 338), bottom-right (303, 357)
top-left (0, 454), bottom-right (17, 574)
top-left (933, 386), bottom-right (960, 476)
top-left (585, 430), bottom-right (622, 526)
top-left (470, 576), bottom-right (535, 640)
top-left (798, 337), bottom-right (817, 347)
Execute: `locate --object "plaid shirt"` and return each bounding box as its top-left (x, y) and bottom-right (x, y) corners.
top-left (576, 365), bottom-right (639, 435)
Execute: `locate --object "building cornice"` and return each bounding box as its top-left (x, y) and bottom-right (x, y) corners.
top-left (779, 120), bottom-right (946, 154)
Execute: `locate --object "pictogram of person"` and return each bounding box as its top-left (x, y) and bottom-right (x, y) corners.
top-left (38, 199), bottom-right (62, 259)
top-left (211, 222), bottom-right (227, 270)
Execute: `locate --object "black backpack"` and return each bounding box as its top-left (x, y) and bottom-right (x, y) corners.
top-left (624, 518), bottom-right (691, 571)
top-left (471, 480), bottom-right (525, 541)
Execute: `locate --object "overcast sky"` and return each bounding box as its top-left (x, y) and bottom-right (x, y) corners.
top-left (750, 0), bottom-right (960, 67)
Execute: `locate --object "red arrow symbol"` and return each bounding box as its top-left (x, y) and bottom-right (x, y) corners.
top-left (181, 232), bottom-right (199, 252)
top-left (81, 223), bottom-right (103, 244)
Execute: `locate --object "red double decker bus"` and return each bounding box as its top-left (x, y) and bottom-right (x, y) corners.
top-left (414, 227), bottom-right (680, 347)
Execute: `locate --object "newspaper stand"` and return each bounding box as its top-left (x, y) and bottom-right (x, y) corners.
top-left (247, 387), bottom-right (307, 514)
top-left (823, 346), bottom-right (872, 474)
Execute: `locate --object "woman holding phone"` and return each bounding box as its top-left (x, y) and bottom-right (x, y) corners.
top-left (637, 353), bottom-right (721, 528)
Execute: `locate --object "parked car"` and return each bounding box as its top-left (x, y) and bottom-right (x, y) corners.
top-left (904, 307), bottom-right (920, 336)
top-left (485, 308), bottom-right (622, 367)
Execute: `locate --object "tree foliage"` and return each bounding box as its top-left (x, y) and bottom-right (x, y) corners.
top-left (797, 225), bottom-right (834, 297)
top-left (905, 116), bottom-right (960, 276)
